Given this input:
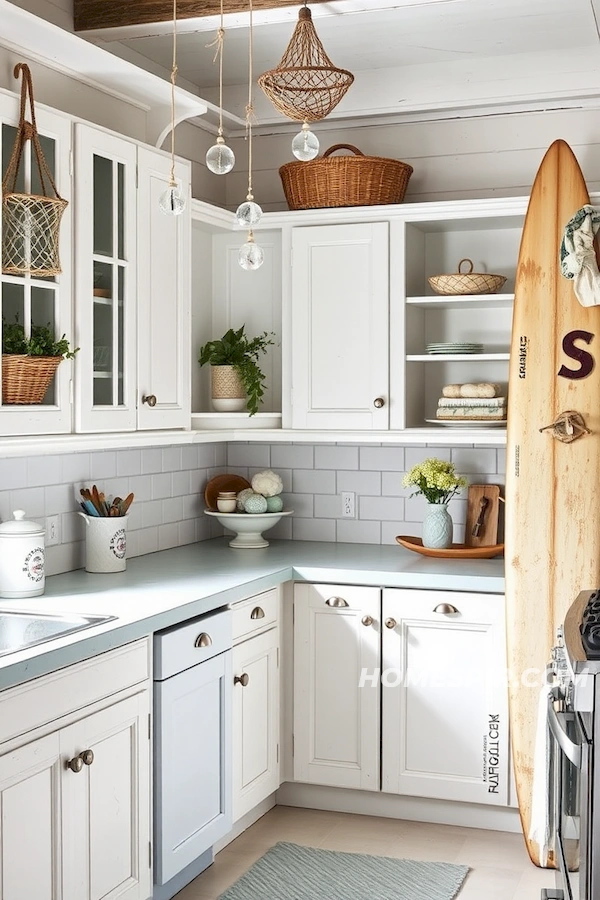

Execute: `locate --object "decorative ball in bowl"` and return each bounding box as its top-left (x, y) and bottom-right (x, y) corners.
top-left (204, 509), bottom-right (293, 548)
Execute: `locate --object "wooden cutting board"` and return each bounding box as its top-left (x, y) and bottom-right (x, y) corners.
top-left (464, 484), bottom-right (501, 547)
top-left (505, 139), bottom-right (600, 866)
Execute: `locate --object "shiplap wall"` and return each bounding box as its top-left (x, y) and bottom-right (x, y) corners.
top-left (226, 107), bottom-right (600, 211)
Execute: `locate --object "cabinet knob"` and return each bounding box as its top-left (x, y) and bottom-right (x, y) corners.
top-left (142, 394), bottom-right (157, 407)
top-left (326, 596), bottom-right (349, 608)
top-left (250, 606), bottom-right (265, 620)
top-left (67, 755), bottom-right (84, 773)
top-left (373, 397), bottom-right (385, 409)
top-left (194, 632), bottom-right (212, 648)
top-left (433, 603), bottom-right (459, 615)
top-left (80, 749), bottom-right (94, 766)
top-left (384, 617), bottom-right (397, 629)
top-left (361, 615), bottom-right (374, 627)
top-left (234, 673), bottom-right (250, 687)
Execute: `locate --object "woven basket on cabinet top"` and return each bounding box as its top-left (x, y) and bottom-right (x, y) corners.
top-left (428, 259), bottom-right (507, 296)
top-left (279, 144), bottom-right (413, 210)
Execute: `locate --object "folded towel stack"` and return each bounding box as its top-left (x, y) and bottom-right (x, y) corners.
top-left (436, 383), bottom-right (507, 421)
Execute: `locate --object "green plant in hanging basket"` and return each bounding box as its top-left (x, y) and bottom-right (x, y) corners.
top-left (198, 325), bottom-right (275, 416)
top-left (2, 316), bottom-right (78, 359)
top-left (1, 315), bottom-right (79, 405)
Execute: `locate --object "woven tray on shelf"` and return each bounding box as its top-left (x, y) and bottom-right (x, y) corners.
top-left (279, 144), bottom-right (413, 210)
top-left (1, 354), bottom-right (62, 404)
top-left (428, 258), bottom-right (507, 296)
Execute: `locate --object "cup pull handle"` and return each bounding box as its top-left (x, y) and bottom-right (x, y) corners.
top-left (251, 606), bottom-right (265, 619)
top-left (433, 603), bottom-right (459, 614)
top-left (326, 596), bottom-right (349, 608)
top-left (194, 633), bottom-right (212, 648)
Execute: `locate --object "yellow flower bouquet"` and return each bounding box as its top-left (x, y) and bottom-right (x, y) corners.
top-left (403, 457), bottom-right (467, 504)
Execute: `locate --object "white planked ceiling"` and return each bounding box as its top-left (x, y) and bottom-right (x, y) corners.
top-left (87, 0), bottom-right (600, 127)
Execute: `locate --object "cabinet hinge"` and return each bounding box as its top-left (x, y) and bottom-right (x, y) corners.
top-left (149, 841), bottom-right (152, 868)
top-left (148, 713), bottom-right (151, 740)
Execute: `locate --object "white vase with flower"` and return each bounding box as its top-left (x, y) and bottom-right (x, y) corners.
top-left (402, 458), bottom-right (468, 549)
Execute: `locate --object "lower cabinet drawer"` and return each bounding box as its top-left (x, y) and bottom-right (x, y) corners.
top-left (232, 589), bottom-right (279, 644)
top-left (154, 608), bottom-right (232, 680)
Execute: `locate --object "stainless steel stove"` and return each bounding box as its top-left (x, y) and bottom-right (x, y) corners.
top-left (543, 589), bottom-right (600, 900)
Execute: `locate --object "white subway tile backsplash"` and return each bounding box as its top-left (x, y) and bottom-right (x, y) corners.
top-left (314, 445), bottom-right (359, 470)
top-left (90, 451), bottom-right (117, 480)
top-left (181, 445), bottom-right (199, 470)
top-left (61, 511), bottom-right (83, 544)
top-left (117, 449), bottom-right (142, 477)
top-left (227, 442), bottom-right (271, 469)
top-left (269, 517), bottom-right (293, 540)
top-left (45, 540), bottom-right (83, 577)
top-left (172, 470), bottom-right (191, 497)
top-left (189, 468), bottom-right (208, 495)
top-left (0, 491), bottom-right (12, 522)
top-left (45, 483), bottom-right (75, 514)
top-left (337, 470), bottom-right (381, 495)
top-left (162, 496), bottom-right (184, 524)
top-left (271, 444), bottom-right (314, 469)
top-left (0, 457), bottom-right (27, 491)
top-left (314, 494), bottom-right (342, 518)
top-left (60, 452), bottom-right (91, 485)
top-left (183, 493), bottom-right (203, 520)
top-left (381, 472), bottom-right (408, 497)
top-left (405, 446), bottom-right (451, 468)
top-left (451, 447), bottom-right (497, 474)
top-left (141, 448), bottom-right (163, 475)
top-left (381, 522), bottom-right (408, 545)
top-left (360, 496), bottom-right (404, 521)
top-left (281, 493), bottom-right (313, 518)
top-left (142, 500), bottom-right (163, 528)
top-left (137, 526), bottom-right (159, 556)
top-left (10, 487), bottom-right (45, 519)
top-left (293, 469), bottom-right (336, 494)
top-left (293, 517), bottom-right (336, 542)
top-left (162, 446), bottom-right (182, 473)
top-left (214, 443), bottom-right (227, 466)
top-left (152, 472), bottom-right (172, 500)
top-left (360, 446), bottom-right (405, 472)
top-left (337, 519), bottom-right (381, 544)
top-left (28, 454), bottom-right (62, 487)
top-left (128, 474), bottom-right (153, 502)
top-left (158, 522), bottom-right (179, 551)
top-left (178, 518), bottom-right (197, 546)
top-left (497, 448), bottom-right (506, 475)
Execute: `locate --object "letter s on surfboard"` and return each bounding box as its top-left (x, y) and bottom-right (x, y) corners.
top-left (558, 329), bottom-right (595, 380)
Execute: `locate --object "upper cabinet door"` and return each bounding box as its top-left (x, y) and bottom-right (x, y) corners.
top-left (74, 124), bottom-right (137, 432)
top-left (136, 147), bottom-right (191, 430)
top-left (0, 96), bottom-right (73, 435)
top-left (291, 222), bottom-right (389, 430)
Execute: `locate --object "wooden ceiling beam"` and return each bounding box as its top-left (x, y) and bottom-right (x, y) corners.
top-left (74, 1), bottom-right (331, 33)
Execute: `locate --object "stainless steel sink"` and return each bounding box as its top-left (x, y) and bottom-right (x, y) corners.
top-left (0, 610), bottom-right (117, 657)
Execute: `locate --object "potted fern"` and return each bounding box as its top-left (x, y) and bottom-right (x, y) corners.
top-left (198, 325), bottom-right (275, 416)
top-left (2, 316), bottom-right (78, 404)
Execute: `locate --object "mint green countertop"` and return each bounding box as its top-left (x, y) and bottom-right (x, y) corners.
top-left (0, 539), bottom-right (504, 689)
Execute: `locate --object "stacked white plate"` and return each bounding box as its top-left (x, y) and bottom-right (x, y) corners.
top-left (426, 342), bottom-right (483, 354)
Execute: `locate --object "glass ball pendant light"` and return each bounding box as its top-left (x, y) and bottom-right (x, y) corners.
top-left (160, 0), bottom-right (187, 216)
top-left (292, 120), bottom-right (319, 161)
top-left (205, 6), bottom-right (235, 176)
top-left (239, 231), bottom-right (264, 270)
top-left (206, 135), bottom-right (235, 175)
top-left (238, 0), bottom-right (263, 270)
top-left (159, 183), bottom-right (186, 216)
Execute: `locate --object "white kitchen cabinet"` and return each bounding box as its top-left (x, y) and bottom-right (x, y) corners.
top-left (381, 588), bottom-right (509, 805)
top-left (75, 125), bottom-right (191, 433)
top-left (0, 94), bottom-right (73, 435)
top-left (290, 223), bottom-right (389, 430)
top-left (0, 639), bottom-right (151, 900)
top-left (293, 583), bottom-right (380, 790)
top-left (232, 626), bottom-right (280, 821)
top-left (137, 147), bottom-right (191, 430)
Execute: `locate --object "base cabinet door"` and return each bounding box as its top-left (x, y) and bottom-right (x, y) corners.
top-left (61, 691), bottom-right (151, 900)
top-left (0, 732), bottom-right (62, 899)
top-left (293, 583), bottom-right (380, 790)
top-left (232, 628), bottom-right (280, 822)
top-left (382, 588), bottom-right (509, 805)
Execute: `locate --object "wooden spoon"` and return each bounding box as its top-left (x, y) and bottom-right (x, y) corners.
top-left (120, 492), bottom-right (134, 515)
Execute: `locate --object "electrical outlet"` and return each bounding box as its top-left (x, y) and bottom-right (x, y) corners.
top-left (341, 491), bottom-right (355, 518)
top-left (46, 514), bottom-right (60, 546)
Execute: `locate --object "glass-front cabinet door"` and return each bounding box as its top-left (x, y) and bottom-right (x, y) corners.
top-left (74, 124), bottom-right (136, 432)
top-left (0, 95), bottom-right (72, 435)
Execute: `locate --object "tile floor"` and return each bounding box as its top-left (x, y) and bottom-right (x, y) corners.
top-left (173, 805), bottom-right (552, 899)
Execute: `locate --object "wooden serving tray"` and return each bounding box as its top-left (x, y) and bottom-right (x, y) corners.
top-left (396, 535), bottom-right (504, 559)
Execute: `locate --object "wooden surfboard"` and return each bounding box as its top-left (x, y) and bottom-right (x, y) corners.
top-left (505, 139), bottom-right (600, 864)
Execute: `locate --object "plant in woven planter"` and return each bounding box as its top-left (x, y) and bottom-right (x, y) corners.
top-left (198, 326), bottom-right (275, 416)
top-left (2, 316), bottom-right (78, 404)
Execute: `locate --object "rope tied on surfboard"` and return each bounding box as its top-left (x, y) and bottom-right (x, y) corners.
top-left (539, 410), bottom-right (591, 443)
top-left (560, 204), bottom-right (600, 306)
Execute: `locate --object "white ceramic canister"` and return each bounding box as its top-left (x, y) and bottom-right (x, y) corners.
top-left (0, 510), bottom-right (45, 598)
top-left (78, 513), bottom-right (128, 573)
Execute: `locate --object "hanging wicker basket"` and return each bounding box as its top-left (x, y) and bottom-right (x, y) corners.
top-left (1, 354), bottom-right (62, 404)
top-left (2, 63), bottom-right (68, 277)
top-left (279, 144), bottom-right (413, 210)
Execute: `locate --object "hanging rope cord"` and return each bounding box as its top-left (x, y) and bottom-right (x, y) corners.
top-left (167, 0), bottom-right (178, 187)
top-left (246, 0), bottom-right (256, 204)
top-left (206, 0), bottom-right (225, 139)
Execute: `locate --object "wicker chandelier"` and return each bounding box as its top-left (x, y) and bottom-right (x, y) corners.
top-left (258, 3), bottom-right (354, 123)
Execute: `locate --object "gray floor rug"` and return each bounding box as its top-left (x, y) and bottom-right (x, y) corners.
top-left (217, 841), bottom-right (469, 900)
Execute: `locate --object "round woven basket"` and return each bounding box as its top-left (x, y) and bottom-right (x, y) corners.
top-left (428, 258), bottom-right (507, 296)
top-left (1, 354), bottom-right (62, 404)
top-left (279, 144), bottom-right (413, 210)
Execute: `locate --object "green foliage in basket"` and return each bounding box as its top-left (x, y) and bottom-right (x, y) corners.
top-left (198, 325), bottom-right (276, 416)
top-left (2, 315), bottom-right (79, 359)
